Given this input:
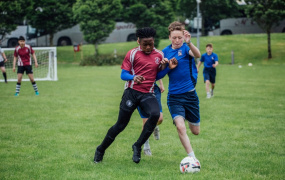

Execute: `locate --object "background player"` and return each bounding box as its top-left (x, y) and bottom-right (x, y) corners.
top-left (94, 27), bottom-right (177, 164)
top-left (13, 36), bottom-right (39, 96)
top-left (156, 21), bottom-right (201, 162)
top-left (137, 79), bottom-right (164, 156)
top-left (197, 43), bottom-right (219, 98)
top-left (0, 47), bottom-right (8, 83)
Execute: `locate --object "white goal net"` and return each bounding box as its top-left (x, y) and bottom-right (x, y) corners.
top-left (1, 47), bottom-right (58, 82)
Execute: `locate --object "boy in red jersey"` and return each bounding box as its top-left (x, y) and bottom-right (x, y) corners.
top-left (13, 36), bottom-right (39, 96)
top-left (0, 47), bottom-right (8, 83)
top-left (94, 27), bottom-right (177, 164)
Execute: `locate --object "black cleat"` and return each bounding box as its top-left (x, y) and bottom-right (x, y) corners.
top-left (94, 147), bottom-right (105, 163)
top-left (132, 144), bottom-right (141, 164)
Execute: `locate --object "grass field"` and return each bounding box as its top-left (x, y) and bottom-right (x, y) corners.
top-left (57, 33), bottom-right (285, 65)
top-left (1, 34), bottom-right (285, 179)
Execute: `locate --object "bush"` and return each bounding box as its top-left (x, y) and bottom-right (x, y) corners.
top-left (80, 54), bottom-right (125, 66)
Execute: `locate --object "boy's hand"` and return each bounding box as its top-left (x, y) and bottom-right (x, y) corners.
top-left (35, 62), bottom-right (38, 68)
top-left (159, 84), bottom-right (165, 93)
top-left (169, 57), bottom-right (178, 69)
top-left (160, 58), bottom-right (169, 65)
top-left (183, 30), bottom-right (191, 43)
top-left (133, 75), bottom-right (145, 84)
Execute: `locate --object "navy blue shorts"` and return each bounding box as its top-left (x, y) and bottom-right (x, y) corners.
top-left (17, 65), bottom-right (33, 74)
top-left (0, 61), bottom-right (4, 67)
top-left (203, 67), bottom-right (216, 83)
top-left (137, 84), bottom-right (162, 118)
top-left (167, 90), bottom-right (200, 126)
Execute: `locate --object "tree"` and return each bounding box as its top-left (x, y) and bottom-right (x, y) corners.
top-left (26, 0), bottom-right (76, 46)
top-left (245, 0), bottom-right (285, 59)
top-left (120, 0), bottom-right (175, 47)
top-left (73, 0), bottom-right (122, 55)
top-left (177, 0), bottom-right (241, 35)
top-left (0, 0), bottom-right (33, 41)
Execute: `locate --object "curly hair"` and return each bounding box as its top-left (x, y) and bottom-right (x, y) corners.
top-left (136, 27), bottom-right (156, 39)
top-left (168, 21), bottom-right (185, 35)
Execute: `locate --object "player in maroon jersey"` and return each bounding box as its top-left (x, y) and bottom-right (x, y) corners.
top-left (13, 36), bottom-right (39, 96)
top-left (94, 27), bottom-right (177, 164)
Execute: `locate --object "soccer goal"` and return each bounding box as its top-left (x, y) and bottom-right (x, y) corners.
top-left (1, 47), bottom-right (58, 82)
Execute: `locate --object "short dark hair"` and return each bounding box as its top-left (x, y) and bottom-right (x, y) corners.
top-left (18, 36), bottom-right (25, 41)
top-left (206, 43), bottom-right (213, 48)
top-left (136, 27), bottom-right (156, 39)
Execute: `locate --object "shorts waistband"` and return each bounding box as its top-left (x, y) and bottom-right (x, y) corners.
top-left (188, 88), bottom-right (195, 92)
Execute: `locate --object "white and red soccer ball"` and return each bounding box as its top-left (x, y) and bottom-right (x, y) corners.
top-left (180, 156), bottom-right (201, 173)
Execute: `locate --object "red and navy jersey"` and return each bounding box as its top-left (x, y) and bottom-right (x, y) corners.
top-left (14, 45), bottom-right (35, 66)
top-left (121, 46), bottom-right (163, 93)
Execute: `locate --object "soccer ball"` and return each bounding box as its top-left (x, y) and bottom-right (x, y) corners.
top-left (180, 156), bottom-right (201, 173)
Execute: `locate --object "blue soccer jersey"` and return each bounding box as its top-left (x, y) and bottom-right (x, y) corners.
top-left (200, 52), bottom-right (218, 68)
top-left (162, 43), bottom-right (198, 95)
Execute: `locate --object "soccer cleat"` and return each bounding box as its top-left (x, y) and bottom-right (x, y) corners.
top-left (210, 89), bottom-right (214, 97)
top-left (153, 126), bottom-right (160, 140)
top-left (132, 144), bottom-right (141, 163)
top-left (143, 149), bottom-right (152, 156)
top-left (206, 92), bottom-right (211, 99)
top-left (14, 93), bottom-right (19, 96)
top-left (94, 147), bottom-right (105, 163)
top-left (35, 91), bottom-right (39, 96)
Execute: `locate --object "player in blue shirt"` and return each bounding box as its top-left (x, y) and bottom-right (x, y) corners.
top-left (156, 21), bottom-right (201, 162)
top-left (197, 43), bottom-right (219, 98)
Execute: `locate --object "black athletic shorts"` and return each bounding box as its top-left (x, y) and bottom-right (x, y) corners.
top-left (120, 88), bottom-right (160, 116)
top-left (0, 61), bottom-right (4, 67)
top-left (17, 65), bottom-right (33, 74)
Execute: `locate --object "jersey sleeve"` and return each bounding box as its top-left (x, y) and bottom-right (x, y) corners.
top-left (0, 48), bottom-right (3, 53)
top-left (214, 53), bottom-right (218, 61)
top-left (14, 49), bottom-right (18, 57)
top-left (121, 50), bottom-right (132, 71)
top-left (30, 46), bottom-right (35, 54)
top-left (185, 43), bottom-right (190, 55)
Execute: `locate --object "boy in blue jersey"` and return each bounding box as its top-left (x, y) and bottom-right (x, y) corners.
top-left (197, 43), bottom-right (219, 98)
top-left (156, 21), bottom-right (201, 162)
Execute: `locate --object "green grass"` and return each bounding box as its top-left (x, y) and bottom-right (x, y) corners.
top-left (1, 62), bottom-right (284, 179)
top-left (58, 33), bottom-right (285, 65)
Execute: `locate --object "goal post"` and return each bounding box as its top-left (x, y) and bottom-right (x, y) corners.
top-left (1, 47), bottom-right (58, 82)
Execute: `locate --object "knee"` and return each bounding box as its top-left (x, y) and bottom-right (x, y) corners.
top-left (190, 126), bottom-right (200, 135)
top-left (150, 110), bottom-right (160, 121)
top-left (176, 123), bottom-right (186, 135)
top-left (192, 130), bottom-right (200, 135)
top-left (111, 123), bottom-right (127, 135)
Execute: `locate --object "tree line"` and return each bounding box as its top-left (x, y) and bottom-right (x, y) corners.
top-left (0, 0), bottom-right (284, 58)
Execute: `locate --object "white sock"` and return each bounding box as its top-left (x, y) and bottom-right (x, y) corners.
top-left (143, 138), bottom-right (150, 150)
top-left (187, 151), bottom-right (196, 158)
